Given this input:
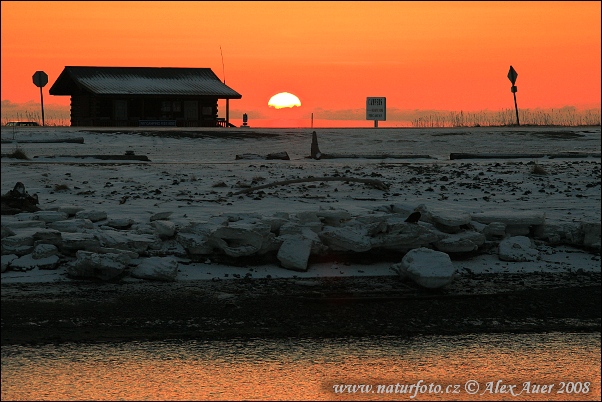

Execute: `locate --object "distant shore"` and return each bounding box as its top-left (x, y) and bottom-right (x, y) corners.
top-left (3, 124), bottom-right (601, 133)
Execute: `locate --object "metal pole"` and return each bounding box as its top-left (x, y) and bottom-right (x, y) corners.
top-left (513, 91), bottom-right (520, 126)
top-left (374, 120), bottom-right (378, 128)
top-left (311, 113), bottom-right (313, 128)
top-left (40, 86), bottom-right (45, 126)
top-left (226, 99), bottom-right (229, 127)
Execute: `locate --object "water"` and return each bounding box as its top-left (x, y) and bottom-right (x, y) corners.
top-left (2, 332), bottom-right (600, 400)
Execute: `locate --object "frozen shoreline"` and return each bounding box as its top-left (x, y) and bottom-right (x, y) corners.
top-left (2, 126), bottom-right (600, 345)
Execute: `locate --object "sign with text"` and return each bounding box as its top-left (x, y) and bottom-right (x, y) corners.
top-left (366, 97), bottom-right (386, 121)
top-left (139, 120), bottom-right (177, 127)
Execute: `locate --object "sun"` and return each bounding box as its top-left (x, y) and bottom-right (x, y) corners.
top-left (268, 92), bottom-right (301, 109)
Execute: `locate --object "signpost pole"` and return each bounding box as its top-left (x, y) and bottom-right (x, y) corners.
top-left (40, 86), bottom-right (45, 127)
top-left (512, 90), bottom-right (519, 126)
top-left (32, 71), bottom-right (48, 127)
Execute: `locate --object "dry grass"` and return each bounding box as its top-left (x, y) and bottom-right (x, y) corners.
top-left (7, 147), bottom-right (29, 160)
top-left (411, 107), bottom-right (601, 128)
top-left (531, 163), bottom-right (549, 175)
top-left (1, 110), bottom-right (70, 127)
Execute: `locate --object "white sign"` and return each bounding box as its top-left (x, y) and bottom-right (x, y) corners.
top-left (366, 97), bottom-right (386, 121)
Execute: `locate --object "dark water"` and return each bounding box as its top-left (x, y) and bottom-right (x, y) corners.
top-left (2, 332), bottom-right (600, 400)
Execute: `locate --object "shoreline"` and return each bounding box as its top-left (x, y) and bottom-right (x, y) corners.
top-left (2, 272), bottom-right (600, 346)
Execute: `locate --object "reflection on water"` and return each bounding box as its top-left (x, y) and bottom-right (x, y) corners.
top-left (2, 332), bottom-right (600, 401)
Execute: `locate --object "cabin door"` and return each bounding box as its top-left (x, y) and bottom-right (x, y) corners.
top-left (184, 101), bottom-right (198, 120)
top-left (113, 100), bottom-right (128, 120)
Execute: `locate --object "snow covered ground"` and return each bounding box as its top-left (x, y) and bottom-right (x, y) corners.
top-left (1, 125), bottom-right (600, 284)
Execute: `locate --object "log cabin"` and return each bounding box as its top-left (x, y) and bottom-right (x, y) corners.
top-left (49, 66), bottom-right (242, 127)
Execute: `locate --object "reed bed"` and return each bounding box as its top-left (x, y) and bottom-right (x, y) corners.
top-left (411, 107), bottom-right (601, 128)
top-left (2, 107), bottom-right (600, 128)
top-left (1, 110), bottom-right (70, 127)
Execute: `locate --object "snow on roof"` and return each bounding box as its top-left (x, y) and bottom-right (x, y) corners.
top-left (49, 66), bottom-right (242, 98)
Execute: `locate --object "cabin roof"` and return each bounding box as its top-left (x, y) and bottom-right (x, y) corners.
top-left (49, 66), bottom-right (242, 99)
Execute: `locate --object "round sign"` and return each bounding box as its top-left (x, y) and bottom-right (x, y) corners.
top-left (33, 71), bottom-right (48, 88)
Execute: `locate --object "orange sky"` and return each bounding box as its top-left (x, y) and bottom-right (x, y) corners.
top-left (1, 1), bottom-right (600, 126)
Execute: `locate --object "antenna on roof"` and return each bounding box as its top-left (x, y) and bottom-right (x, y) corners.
top-left (219, 45), bottom-right (226, 84)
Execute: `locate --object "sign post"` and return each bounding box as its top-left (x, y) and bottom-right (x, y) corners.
top-left (507, 66), bottom-right (519, 126)
top-left (366, 97), bottom-right (386, 127)
top-left (32, 71), bottom-right (48, 126)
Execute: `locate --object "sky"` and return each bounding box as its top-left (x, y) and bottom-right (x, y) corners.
top-left (1, 1), bottom-right (600, 127)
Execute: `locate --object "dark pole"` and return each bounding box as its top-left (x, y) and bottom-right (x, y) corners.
top-left (223, 78), bottom-right (230, 127)
top-left (220, 46), bottom-right (228, 127)
top-left (226, 98), bottom-right (229, 127)
top-left (40, 86), bottom-right (45, 127)
top-left (512, 87), bottom-right (519, 126)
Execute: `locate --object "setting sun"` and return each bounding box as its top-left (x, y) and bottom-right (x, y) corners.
top-left (0, 1), bottom-right (599, 127)
top-left (268, 92), bottom-right (301, 109)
